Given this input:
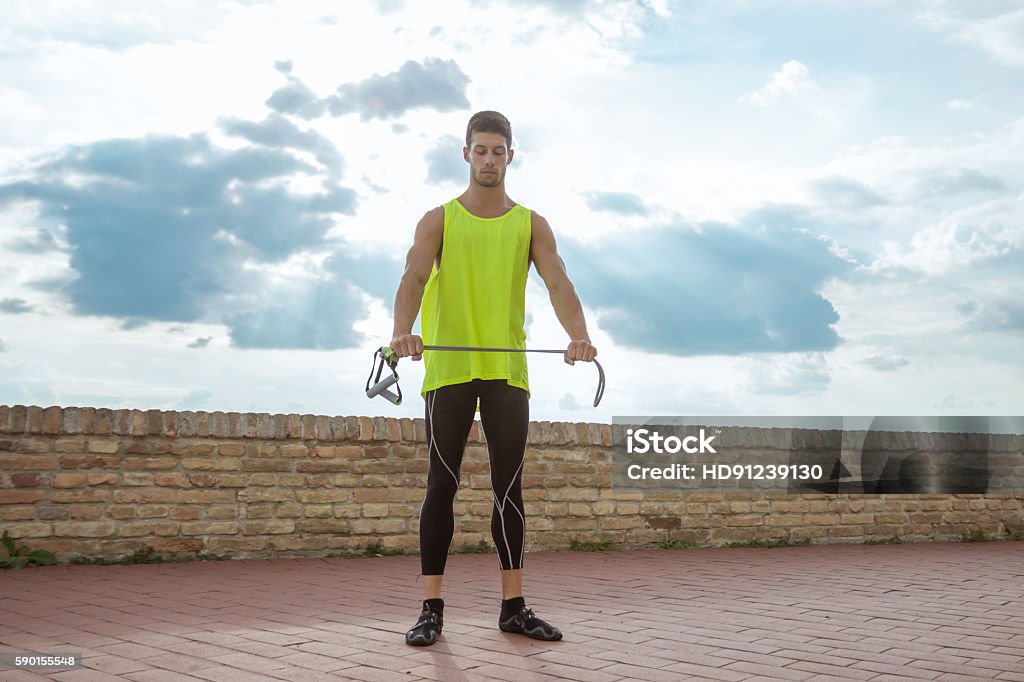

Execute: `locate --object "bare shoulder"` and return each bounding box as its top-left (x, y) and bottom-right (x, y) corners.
top-left (530, 210), bottom-right (551, 230)
top-left (530, 211), bottom-right (555, 242)
top-left (420, 205), bottom-right (444, 227)
top-left (414, 205), bottom-right (445, 238)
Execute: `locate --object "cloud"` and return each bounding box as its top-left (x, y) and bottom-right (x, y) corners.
top-left (582, 190), bottom-right (649, 216)
top-left (0, 298), bottom-right (33, 314)
top-left (557, 392), bottom-right (583, 410)
top-left (946, 98), bottom-right (978, 111)
top-left (266, 58), bottom-right (471, 123)
top-left (4, 228), bottom-right (65, 254)
top-left (265, 77), bottom-right (329, 121)
top-left (862, 354), bottom-right (910, 371)
top-left (0, 127), bottom-right (366, 348)
top-left (188, 336), bottom-right (212, 348)
top-left (219, 113), bottom-right (345, 178)
top-left (425, 134), bottom-right (466, 185)
top-left (916, 169), bottom-right (1006, 197)
top-left (562, 207), bottom-right (850, 356)
top-left (224, 284), bottom-right (365, 349)
top-left (812, 177), bottom-right (887, 209)
top-left (326, 58), bottom-right (471, 121)
top-left (959, 295), bottom-right (1024, 332)
top-left (0, 338), bottom-right (6, 352)
top-left (956, 8), bottom-right (1024, 68)
top-left (740, 60), bottom-right (818, 106)
top-left (742, 353), bottom-right (830, 395)
top-left (176, 388), bottom-right (214, 410)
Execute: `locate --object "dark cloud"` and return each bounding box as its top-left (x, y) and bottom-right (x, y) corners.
top-left (862, 354), bottom-right (910, 371)
top-left (326, 58), bottom-right (470, 121)
top-left (0, 130), bottom-right (359, 334)
top-left (220, 113), bottom-right (344, 177)
top-left (266, 58), bottom-right (470, 123)
top-left (4, 228), bottom-right (64, 254)
top-left (561, 208), bottom-right (849, 355)
top-left (960, 298), bottom-right (1024, 332)
top-left (188, 336), bottom-right (213, 348)
top-left (224, 284), bottom-right (365, 350)
top-left (583, 190), bottom-right (649, 216)
top-left (0, 298), bottom-right (33, 314)
top-left (265, 79), bottom-right (328, 120)
top-left (917, 169), bottom-right (1007, 196)
top-left (812, 177), bottom-right (887, 208)
top-left (425, 135), bottom-right (466, 185)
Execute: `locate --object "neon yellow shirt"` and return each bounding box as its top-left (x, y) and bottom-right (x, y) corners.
top-left (420, 198), bottom-right (531, 396)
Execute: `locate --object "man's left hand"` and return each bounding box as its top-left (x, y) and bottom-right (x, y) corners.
top-left (564, 339), bottom-right (597, 365)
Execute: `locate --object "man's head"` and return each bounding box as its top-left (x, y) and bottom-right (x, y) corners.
top-left (464, 110), bottom-right (514, 188)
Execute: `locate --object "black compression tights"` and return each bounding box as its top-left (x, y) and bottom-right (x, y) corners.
top-left (420, 379), bottom-right (529, 575)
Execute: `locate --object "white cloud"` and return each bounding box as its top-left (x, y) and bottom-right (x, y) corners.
top-left (739, 60), bottom-right (819, 107)
top-left (919, 4), bottom-right (1024, 68)
top-left (946, 98), bottom-right (977, 110)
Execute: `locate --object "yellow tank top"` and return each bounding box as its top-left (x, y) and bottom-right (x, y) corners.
top-left (420, 198), bottom-right (531, 396)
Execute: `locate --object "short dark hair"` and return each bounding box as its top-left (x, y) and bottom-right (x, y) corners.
top-left (465, 111), bottom-right (512, 148)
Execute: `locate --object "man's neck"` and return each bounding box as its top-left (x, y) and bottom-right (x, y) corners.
top-left (460, 183), bottom-right (513, 212)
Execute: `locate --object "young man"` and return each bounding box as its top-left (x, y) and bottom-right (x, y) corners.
top-left (390, 111), bottom-right (597, 646)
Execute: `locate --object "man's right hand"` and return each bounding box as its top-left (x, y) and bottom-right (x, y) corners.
top-left (391, 334), bottom-right (424, 361)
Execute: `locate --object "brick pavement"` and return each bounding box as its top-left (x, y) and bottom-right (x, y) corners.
top-left (2, 541), bottom-right (1023, 681)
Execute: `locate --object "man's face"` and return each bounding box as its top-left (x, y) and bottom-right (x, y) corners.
top-left (464, 131), bottom-right (513, 188)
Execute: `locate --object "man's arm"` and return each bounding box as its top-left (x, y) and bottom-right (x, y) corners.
top-left (530, 212), bottom-right (597, 365)
top-left (391, 207), bottom-right (443, 360)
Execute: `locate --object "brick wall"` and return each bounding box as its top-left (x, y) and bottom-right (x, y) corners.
top-left (1, 405), bottom-right (1022, 562)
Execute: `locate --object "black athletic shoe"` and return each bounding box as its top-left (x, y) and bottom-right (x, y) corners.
top-left (498, 605), bottom-right (562, 641)
top-left (405, 602), bottom-right (443, 646)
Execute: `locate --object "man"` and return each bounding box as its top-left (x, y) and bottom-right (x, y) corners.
top-left (390, 111), bottom-right (597, 646)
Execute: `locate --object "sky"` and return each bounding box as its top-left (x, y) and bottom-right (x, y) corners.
top-left (1, 0), bottom-right (1022, 422)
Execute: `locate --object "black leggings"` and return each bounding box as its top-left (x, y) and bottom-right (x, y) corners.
top-left (420, 379), bottom-right (529, 575)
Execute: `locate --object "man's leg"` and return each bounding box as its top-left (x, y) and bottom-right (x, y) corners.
top-left (406, 381), bottom-right (477, 646)
top-left (479, 380), bottom-right (562, 641)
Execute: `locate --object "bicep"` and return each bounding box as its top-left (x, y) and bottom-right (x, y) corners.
top-left (403, 208), bottom-right (443, 283)
top-left (530, 213), bottom-right (570, 289)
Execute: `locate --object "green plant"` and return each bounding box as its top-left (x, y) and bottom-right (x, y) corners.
top-left (659, 537), bottom-right (697, 550)
top-left (569, 538), bottom-right (613, 552)
top-left (864, 536), bottom-right (903, 545)
top-left (0, 530), bottom-right (57, 570)
top-left (962, 528), bottom-right (995, 543)
top-left (452, 539), bottom-right (492, 554)
top-left (725, 537), bottom-right (811, 549)
top-left (69, 547), bottom-right (231, 565)
top-left (362, 541), bottom-right (404, 557)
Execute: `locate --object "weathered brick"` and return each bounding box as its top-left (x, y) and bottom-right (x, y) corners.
top-left (52, 473), bottom-right (88, 488)
top-left (180, 521), bottom-right (239, 535)
top-left (52, 489), bottom-right (110, 503)
top-left (184, 457), bottom-right (240, 471)
top-left (5, 522), bottom-right (52, 538)
top-left (243, 520), bottom-right (294, 535)
top-left (123, 473), bottom-right (155, 486)
top-left (299, 519), bottom-right (351, 534)
top-left (150, 538), bottom-right (205, 553)
top-left (53, 521), bottom-right (115, 537)
top-left (2, 454), bottom-right (58, 470)
top-left (87, 440), bottom-right (119, 454)
top-left (138, 505), bottom-right (170, 519)
top-left (11, 473), bottom-right (42, 487)
top-left (0, 489), bottom-right (45, 504)
top-left (218, 443), bottom-right (245, 457)
top-left (43, 406), bottom-right (62, 435)
top-left (112, 489), bottom-right (175, 504)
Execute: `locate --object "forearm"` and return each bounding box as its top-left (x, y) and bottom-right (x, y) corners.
top-left (392, 274), bottom-right (426, 338)
top-left (548, 283), bottom-right (590, 342)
